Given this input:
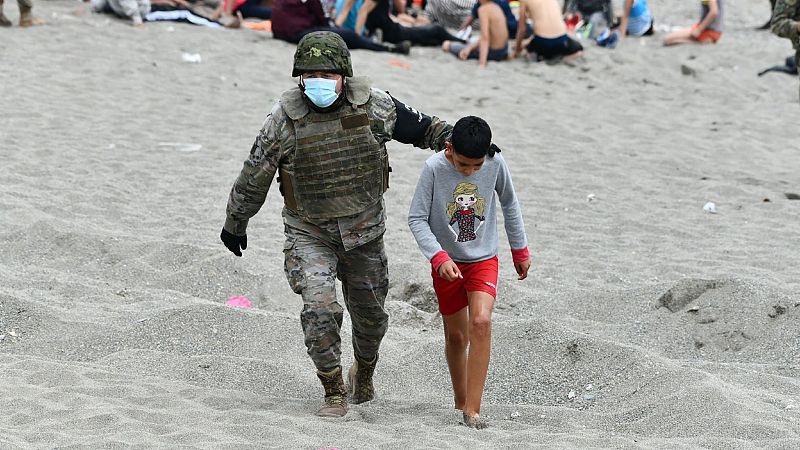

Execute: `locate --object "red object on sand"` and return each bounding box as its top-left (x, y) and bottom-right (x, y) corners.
top-left (389, 60), bottom-right (411, 69)
top-left (243, 20), bottom-right (272, 31)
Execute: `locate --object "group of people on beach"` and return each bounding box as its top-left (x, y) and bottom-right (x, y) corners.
top-left (10, 0), bottom-right (800, 80)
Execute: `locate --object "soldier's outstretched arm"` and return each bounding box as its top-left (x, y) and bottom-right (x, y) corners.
top-left (771, 0), bottom-right (800, 39)
top-left (389, 96), bottom-right (453, 152)
top-left (223, 104), bottom-right (286, 238)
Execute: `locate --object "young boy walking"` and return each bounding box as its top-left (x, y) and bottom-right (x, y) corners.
top-left (408, 116), bottom-right (531, 429)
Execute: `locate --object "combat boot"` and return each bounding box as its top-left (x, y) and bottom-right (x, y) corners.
top-left (18, 4), bottom-right (44, 27)
top-left (316, 366), bottom-right (348, 417)
top-left (347, 355), bottom-right (377, 404)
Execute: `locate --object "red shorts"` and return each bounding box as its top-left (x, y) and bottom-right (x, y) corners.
top-left (691, 23), bottom-right (721, 43)
top-left (431, 256), bottom-right (498, 316)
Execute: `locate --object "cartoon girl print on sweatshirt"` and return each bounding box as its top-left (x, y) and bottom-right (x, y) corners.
top-left (446, 182), bottom-right (486, 243)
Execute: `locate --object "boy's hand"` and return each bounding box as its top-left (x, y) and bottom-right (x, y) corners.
top-left (438, 260), bottom-right (463, 281)
top-left (458, 47), bottom-right (471, 60)
top-left (514, 258), bottom-right (531, 280)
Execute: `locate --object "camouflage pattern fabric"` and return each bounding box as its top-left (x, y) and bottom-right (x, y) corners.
top-left (771, 0), bottom-right (800, 98)
top-left (284, 222), bottom-right (389, 371)
top-left (224, 80), bottom-right (451, 371)
top-left (293, 31), bottom-right (354, 77)
top-left (0, 0), bottom-right (34, 10)
top-left (772, 0), bottom-right (800, 50)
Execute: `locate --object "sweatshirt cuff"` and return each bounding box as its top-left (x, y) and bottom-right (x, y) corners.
top-left (430, 250), bottom-right (452, 272)
top-left (224, 217), bottom-right (249, 236)
top-left (511, 247), bottom-right (530, 264)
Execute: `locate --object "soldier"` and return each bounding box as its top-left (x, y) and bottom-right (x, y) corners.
top-left (771, 0), bottom-right (800, 99)
top-left (220, 31), bottom-right (452, 417)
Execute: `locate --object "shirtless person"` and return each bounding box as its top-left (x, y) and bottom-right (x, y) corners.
top-left (512, 0), bottom-right (583, 62)
top-left (441, 0), bottom-right (509, 67)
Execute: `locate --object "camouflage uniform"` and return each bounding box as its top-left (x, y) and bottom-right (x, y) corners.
top-left (771, 0), bottom-right (800, 98)
top-left (223, 35), bottom-right (451, 374)
top-left (0, 0), bottom-right (33, 26)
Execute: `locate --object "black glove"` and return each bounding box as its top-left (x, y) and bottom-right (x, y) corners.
top-left (220, 228), bottom-right (247, 257)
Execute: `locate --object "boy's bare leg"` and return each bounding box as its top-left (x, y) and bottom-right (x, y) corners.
top-left (663, 28), bottom-right (693, 46)
top-left (462, 291), bottom-right (495, 424)
top-left (442, 307), bottom-right (469, 410)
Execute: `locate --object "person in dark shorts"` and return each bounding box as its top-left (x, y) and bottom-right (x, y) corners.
top-left (512, 0), bottom-right (583, 61)
top-left (526, 34), bottom-right (583, 61)
top-left (353, 0), bottom-right (463, 46)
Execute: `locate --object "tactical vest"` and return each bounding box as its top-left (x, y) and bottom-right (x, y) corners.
top-left (278, 77), bottom-right (389, 220)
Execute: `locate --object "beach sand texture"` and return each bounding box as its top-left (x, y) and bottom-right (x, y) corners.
top-left (1, 0), bottom-right (799, 447)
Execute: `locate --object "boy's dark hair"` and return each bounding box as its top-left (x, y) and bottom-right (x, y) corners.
top-left (451, 116), bottom-right (497, 158)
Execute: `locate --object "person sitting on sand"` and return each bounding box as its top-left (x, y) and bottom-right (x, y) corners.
top-left (457, 0), bottom-right (531, 40)
top-left (423, 0), bottom-right (473, 30)
top-left (91, 0), bottom-right (151, 27)
top-left (663, 0), bottom-right (723, 46)
top-left (512, 0), bottom-right (583, 62)
top-left (441, 0), bottom-right (509, 67)
top-left (595, 0), bottom-right (653, 49)
top-left (350, 0), bottom-right (464, 47)
top-left (271, 0), bottom-right (411, 53)
top-left (0, 0), bottom-right (45, 27)
top-left (408, 116), bottom-right (531, 430)
top-left (216, 0), bottom-right (271, 20)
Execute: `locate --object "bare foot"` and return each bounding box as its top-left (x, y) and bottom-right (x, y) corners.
top-left (462, 412), bottom-right (488, 429)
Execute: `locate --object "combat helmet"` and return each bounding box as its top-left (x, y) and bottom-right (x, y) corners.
top-left (292, 31), bottom-right (354, 77)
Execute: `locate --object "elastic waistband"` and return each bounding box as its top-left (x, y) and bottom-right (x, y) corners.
top-left (532, 34), bottom-right (568, 47)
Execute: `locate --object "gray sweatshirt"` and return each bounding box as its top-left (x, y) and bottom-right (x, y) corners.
top-left (408, 151), bottom-right (528, 264)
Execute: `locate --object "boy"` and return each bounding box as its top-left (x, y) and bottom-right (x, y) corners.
top-left (456, 0), bottom-right (530, 40)
top-left (408, 116), bottom-right (531, 429)
top-left (441, 0), bottom-right (509, 67)
top-left (512, 0), bottom-right (583, 62)
top-left (663, 0), bottom-right (723, 46)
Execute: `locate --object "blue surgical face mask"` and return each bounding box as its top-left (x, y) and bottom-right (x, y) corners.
top-left (303, 77), bottom-right (340, 108)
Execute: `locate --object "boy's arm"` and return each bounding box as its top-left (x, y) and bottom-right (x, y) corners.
top-left (355, 0), bottom-right (378, 35)
top-left (408, 163), bottom-right (450, 271)
top-left (513, 4), bottom-right (527, 57)
top-left (224, 104), bottom-right (285, 236)
top-left (459, 14), bottom-right (475, 30)
top-left (771, 0), bottom-right (800, 40)
top-left (495, 155), bottom-right (530, 273)
top-left (692, 0), bottom-right (719, 36)
top-left (336, 0), bottom-right (357, 27)
top-left (477, 7), bottom-right (491, 67)
top-left (617, 0), bottom-right (634, 41)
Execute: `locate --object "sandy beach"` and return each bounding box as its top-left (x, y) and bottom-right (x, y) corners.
top-left (1, 0), bottom-right (800, 447)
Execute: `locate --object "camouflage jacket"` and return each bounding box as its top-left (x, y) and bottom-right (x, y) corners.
top-left (772, 0), bottom-right (800, 51)
top-left (224, 77), bottom-right (452, 250)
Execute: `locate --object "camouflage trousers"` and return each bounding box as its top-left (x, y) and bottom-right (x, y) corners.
top-left (283, 224), bottom-right (389, 372)
top-left (0, 0), bottom-right (34, 10)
